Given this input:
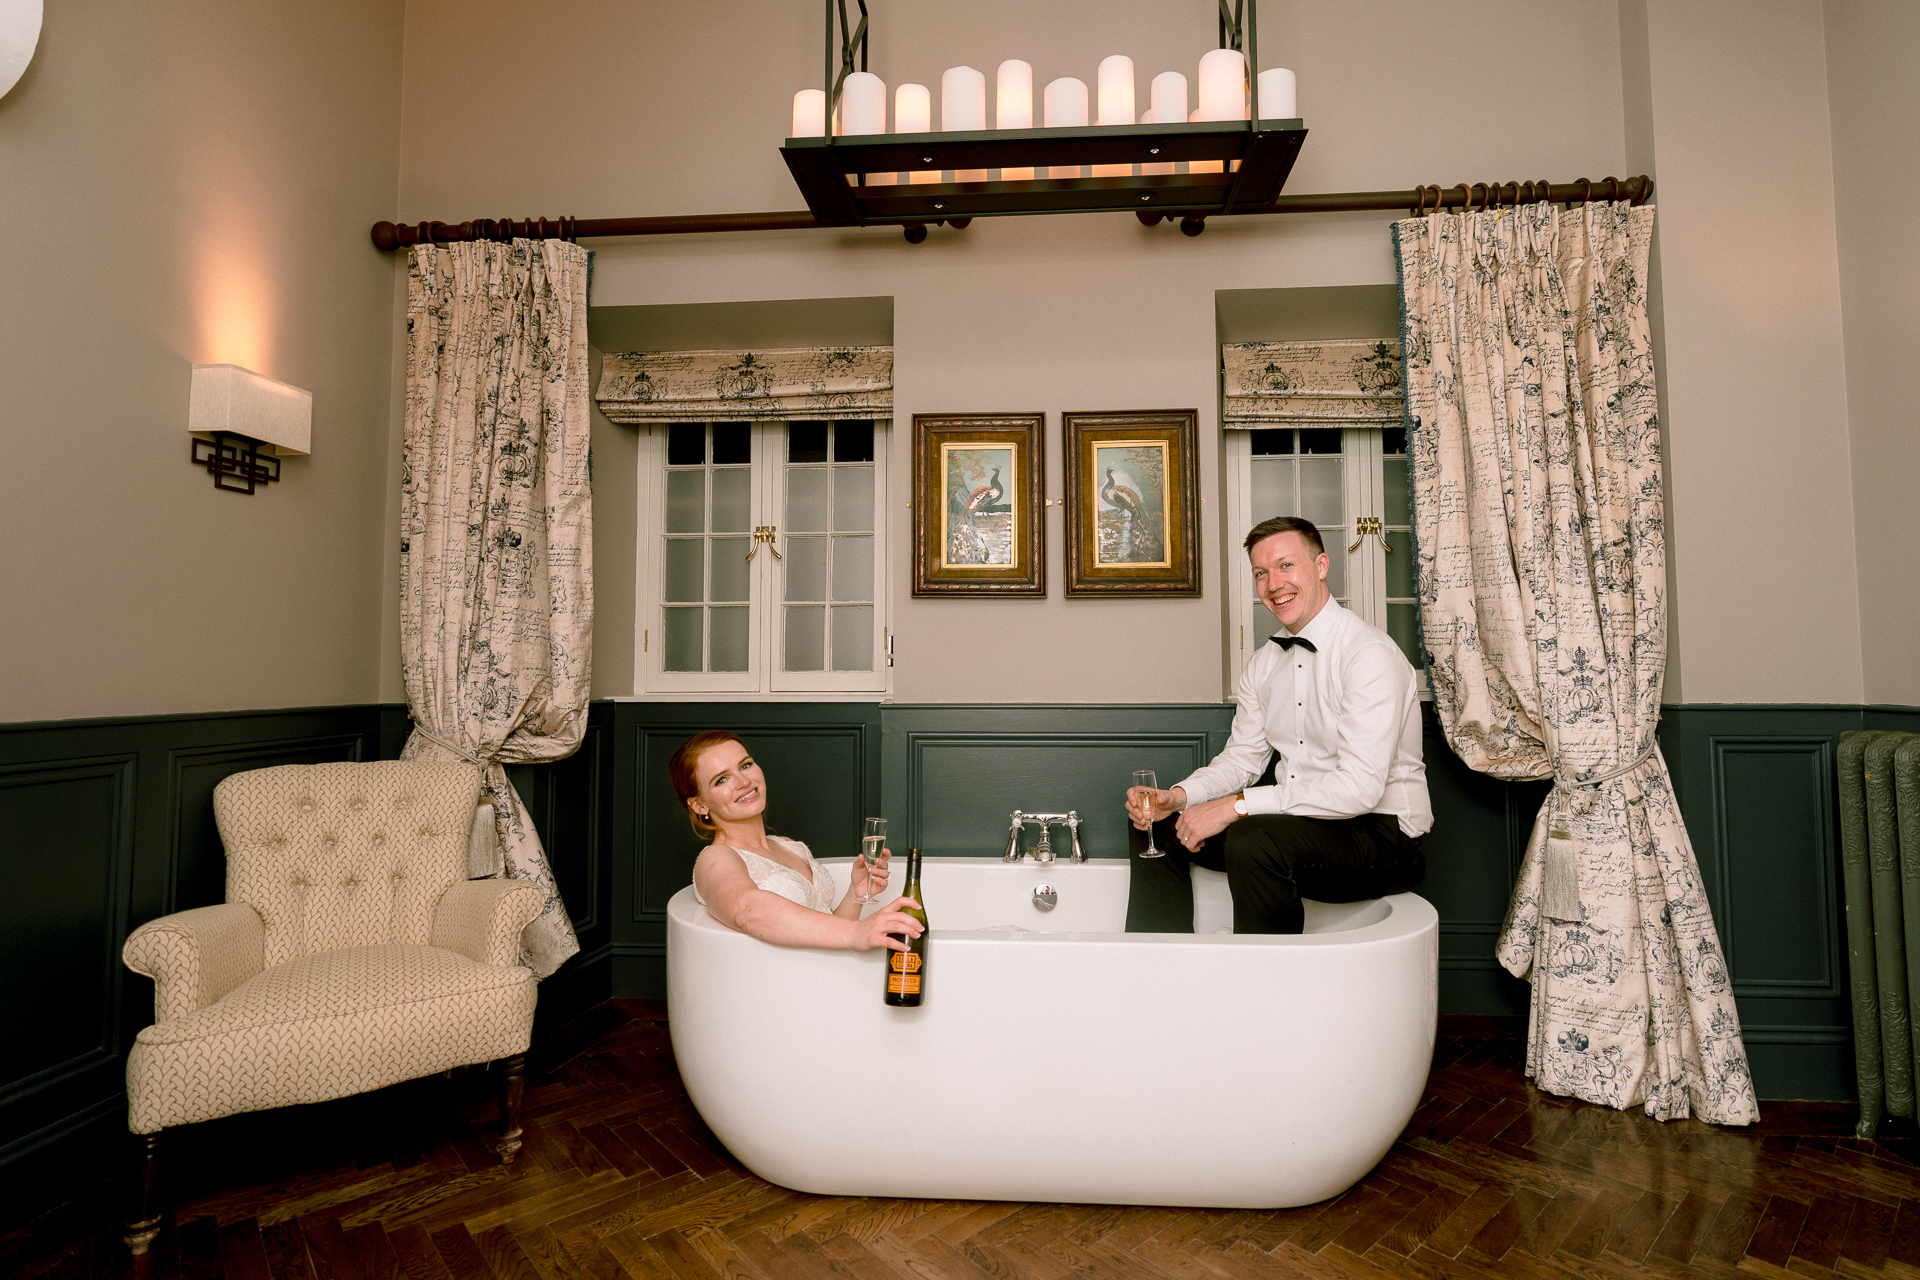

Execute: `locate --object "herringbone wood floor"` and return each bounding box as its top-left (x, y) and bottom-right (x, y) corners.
top-left (7, 1000), bottom-right (1916, 1280)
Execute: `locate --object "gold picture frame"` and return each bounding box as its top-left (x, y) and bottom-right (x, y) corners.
top-left (1062, 409), bottom-right (1201, 596)
top-left (911, 413), bottom-right (1046, 597)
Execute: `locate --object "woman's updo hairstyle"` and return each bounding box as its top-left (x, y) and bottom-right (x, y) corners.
top-left (669, 730), bottom-right (748, 841)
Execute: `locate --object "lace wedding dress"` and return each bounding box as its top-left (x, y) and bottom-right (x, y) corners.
top-left (693, 836), bottom-right (838, 914)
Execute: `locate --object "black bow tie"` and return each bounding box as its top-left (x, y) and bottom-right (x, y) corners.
top-left (1271, 635), bottom-right (1317, 653)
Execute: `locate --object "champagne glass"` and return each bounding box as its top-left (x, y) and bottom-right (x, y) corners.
top-left (1132, 770), bottom-right (1166, 859)
top-left (858, 817), bottom-right (888, 905)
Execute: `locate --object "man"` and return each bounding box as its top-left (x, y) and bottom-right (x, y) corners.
top-left (1125, 516), bottom-right (1432, 934)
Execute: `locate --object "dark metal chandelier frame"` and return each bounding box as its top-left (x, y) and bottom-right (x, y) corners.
top-left (779, 0), bottom-right (1308, 230)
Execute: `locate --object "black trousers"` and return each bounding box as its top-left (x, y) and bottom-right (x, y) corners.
top-left (1125, 765), bottom-right (1425, 934)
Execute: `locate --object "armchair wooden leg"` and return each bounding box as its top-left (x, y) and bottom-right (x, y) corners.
top-left (124, 1131), bottom-right (163, 1256)
top-left (497, 1053), bottom-right (527, 1163)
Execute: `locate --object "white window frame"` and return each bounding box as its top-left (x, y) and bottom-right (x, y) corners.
top-left (1222, 426), bottom-right (1422, 695)
top-left (635, 420), bottom-right (892, 700)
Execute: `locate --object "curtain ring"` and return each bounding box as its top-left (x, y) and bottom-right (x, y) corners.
top-left (416, 220), bottom-right (433, 246)
top-left (1452, 183), bottom-right (1470, 214)
top-left (1633, 175), bottom-right (1654, 206)
top-left (1577, 178), bottom-right (1592, 207)
top-left (1603, 175), bottom-right (1620, 203)
top-left (1409, 185), bottom-right (1426, 217)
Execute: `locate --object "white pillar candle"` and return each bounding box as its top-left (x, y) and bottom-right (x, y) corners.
top-left (1141, 109), bottom-right (1173, 174)
top-left (1043, 77), bottom-right (1088, 178)
top-left (942, 65), bottom-right (988, 181)
top-left (997, 60), bottom-right (1034, 179)
top-left (1093, 54), bottom-right (1134, 176)
top-left (1197, 48), bottom-right (1246, 121)
top-left (1188, 106), bottom-right (1221, 172)
top-left (792, 88), bottom-right (826, 138)
top-left (840, 70), bottom-right (887, 135)
top-left (1096, 55), bottom-right (1134, 125)
top-left (1257, 67), bottom-right (1297, 120)
top-left (1150, 72), bottom-right (1187, 130)
top-left (895, 83), bottom-right (933, 184)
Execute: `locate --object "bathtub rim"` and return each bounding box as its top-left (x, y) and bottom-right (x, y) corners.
top-left (667, 855), bottom-right (1438, 949)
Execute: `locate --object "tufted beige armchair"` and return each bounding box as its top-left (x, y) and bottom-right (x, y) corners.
top-left (120, 761), bottom-right (544, 1255)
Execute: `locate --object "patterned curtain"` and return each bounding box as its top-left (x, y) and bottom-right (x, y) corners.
top-left (1221, 339), bottom-right (1405, 425)
top-left (399, 239), bottom-right (591, 980)
top-left (596, 346), bottom-right (892, 423)
top-left (1393, 202), bottom-right (1757, 1125)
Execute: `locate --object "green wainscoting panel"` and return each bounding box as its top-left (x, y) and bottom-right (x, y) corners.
top-left (882, 704), bottom-right (1234, 860)
top-left (1660, 705), bottom-right (1864, 1103)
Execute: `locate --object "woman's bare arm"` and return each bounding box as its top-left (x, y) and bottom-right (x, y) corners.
top-left (695, 847), bottom-right (920, 951)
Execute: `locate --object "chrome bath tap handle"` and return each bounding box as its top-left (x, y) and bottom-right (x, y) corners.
top-left (1065, 810), bottom-right (1086, 863)
top-left (1003, 811), bottom-right (1026, 862)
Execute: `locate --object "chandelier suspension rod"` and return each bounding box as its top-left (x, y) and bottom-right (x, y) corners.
top-left (368, 175), bottom-right (1652, 252)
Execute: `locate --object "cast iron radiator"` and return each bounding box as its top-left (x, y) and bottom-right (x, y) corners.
top-left (1841, 730), bottom-right (1920, 1137)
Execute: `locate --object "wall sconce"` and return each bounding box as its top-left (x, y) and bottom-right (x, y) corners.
top-left (188, 364), bottom-right (311, 494)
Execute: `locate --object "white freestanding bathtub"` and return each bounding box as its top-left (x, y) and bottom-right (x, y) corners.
top-left (665, 856), bottom-right (1438, 1209)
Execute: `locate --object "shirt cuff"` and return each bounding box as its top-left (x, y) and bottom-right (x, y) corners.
top-left (1240, 784), bottom-right (1284, 816)
top-left (1172, 775), bottom-right (1210, 807)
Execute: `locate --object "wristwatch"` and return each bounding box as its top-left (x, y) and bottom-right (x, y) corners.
top-left (1232, 793), bottom-right (1248, 816)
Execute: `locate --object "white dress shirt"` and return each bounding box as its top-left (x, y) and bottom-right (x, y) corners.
top-left (1175, 599), bottom-right (1433, 838)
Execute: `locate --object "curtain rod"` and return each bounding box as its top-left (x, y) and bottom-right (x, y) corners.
top-left (369, 175), bottom-right (1652, 251)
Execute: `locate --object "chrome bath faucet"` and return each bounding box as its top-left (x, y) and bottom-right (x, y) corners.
top-left (1001, 810), bottom-right (1086, 863)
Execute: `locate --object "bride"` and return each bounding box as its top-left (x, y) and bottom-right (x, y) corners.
top-left (671, 731), bottom-right (924, 952)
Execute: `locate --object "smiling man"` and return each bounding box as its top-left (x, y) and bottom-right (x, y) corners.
top-left (1124, 516), bottom-right (1432, 934)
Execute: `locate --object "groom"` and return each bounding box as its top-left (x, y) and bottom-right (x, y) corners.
top-left (1125, 516), bottom-right (1433, 933)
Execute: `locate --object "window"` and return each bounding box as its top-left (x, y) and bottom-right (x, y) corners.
top-left (1222, 424), bottom-right (1421, 691)
top-left (641, 419), bottom-right (889, 696)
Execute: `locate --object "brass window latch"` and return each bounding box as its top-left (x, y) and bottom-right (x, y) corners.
top-left (744, 525), bottom-right (784, 560)
top-left (1348, 516), bottom-right (1393, 554)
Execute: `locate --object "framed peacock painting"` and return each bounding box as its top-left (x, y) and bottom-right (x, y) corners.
top-left (1062, 409), bottom-right (1201, 596)
top-left (911, 413), bottom-right (1046, 597)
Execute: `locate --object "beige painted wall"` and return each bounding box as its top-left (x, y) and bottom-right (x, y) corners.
top-left (0, 0), bottom-right (404, 722)
top-left (396, 0), bottom-right (1628, 704)
top-left (1825, 0), bottom-right (1920, 707)
top-left (1630, 0), bottom-right (1862, 704)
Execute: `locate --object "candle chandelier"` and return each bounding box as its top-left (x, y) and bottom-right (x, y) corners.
top-left (780, 1), bottom-right (1306, 239)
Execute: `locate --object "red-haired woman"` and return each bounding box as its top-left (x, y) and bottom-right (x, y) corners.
top-left (670, 731), bottom-right (924, 952)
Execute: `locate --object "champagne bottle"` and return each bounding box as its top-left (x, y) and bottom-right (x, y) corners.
top-left (884, 848), bottom-right (929, 1007)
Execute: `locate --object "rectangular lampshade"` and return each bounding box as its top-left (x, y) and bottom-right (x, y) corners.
top-left (189, 364), bottom-right (311, 456)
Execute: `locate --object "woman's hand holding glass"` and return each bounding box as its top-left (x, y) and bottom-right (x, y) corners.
top-left (849, 896), bottom-right (924, 952)
top-left (851, 846), bottom-right (891, 903)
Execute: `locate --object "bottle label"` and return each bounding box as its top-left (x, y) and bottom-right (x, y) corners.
top-left (888, 973), bottom-right (922, 994)
top-left (889, 953), bottom-right (922, 974)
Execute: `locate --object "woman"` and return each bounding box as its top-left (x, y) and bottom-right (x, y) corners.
top-left (671, 731), bottom-right (923, 952)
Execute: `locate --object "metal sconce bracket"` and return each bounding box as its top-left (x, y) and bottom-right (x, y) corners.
top-left (192, 432), bottom-right (281, 494)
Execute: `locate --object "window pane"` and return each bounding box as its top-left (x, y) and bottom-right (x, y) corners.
top-left (785, 536), bottom-right (828, 601)
top-left (663, 607), bottom-right (702, 671)
top-left (664, 539), bottom-right (704, 602)
top-left (1300, 428), bottom-right (1342, 454)
top-left (831, 606), bottom-right (874, 671)
top-left (1381, 426), bottom-right (1407, 456)
top-left (667, 423), bottom-right (705, 466)
top-left (1251, 604), bottom-right (1280, 647)
top-left (1382, 457), bottom-right (1409, 527)
top-left (1250, 458), bottom-right (1295, 522)
top-left (710, 537), bottom-right (751, 602)
top-left (710, 607), bottom-right (750, 671)
top-left (666, 471), bottom-right (705, 533)
top-left (711, 468), bottom-right (751, 532)
top-left (833, 465), bottom-right (874, 531)
top-left (1386, 603), bottom-right (1421, 668)
top-left (1323, 544), bottom-right (1346, 600)
top-left (712, 422), bottom-right (750, 465)
top-left (785, 605), bottom-right (825, 671)
top-left (1299, 457), bottom-right (1343, 528)
top-left (788, 421), bottom-right (829, 462)
top-left (834, 419), bottom-right (875, 462)
top-left (1250, 429), bottom-right (1293, 456)
top-left (787, 468), bottom-right (828, 532)
top-left (1383, 529), bottom-right (1415, 598)
top-left (832, 535), bottom-right (873, 601)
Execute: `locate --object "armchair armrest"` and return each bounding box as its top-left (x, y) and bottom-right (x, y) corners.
top-left (123, 903), bottom-right (266, 1024)
top-left (431, 879), bottom-right (544, 967)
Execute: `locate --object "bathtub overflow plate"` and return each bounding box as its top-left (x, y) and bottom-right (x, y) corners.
top-left (1032, 884), bottom-right (1058, 911)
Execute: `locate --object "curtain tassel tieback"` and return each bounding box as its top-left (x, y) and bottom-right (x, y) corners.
top-left (1540, 739), bottom-right (1660, 922)
top-left (409, 720), bottom-right (507, 879)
